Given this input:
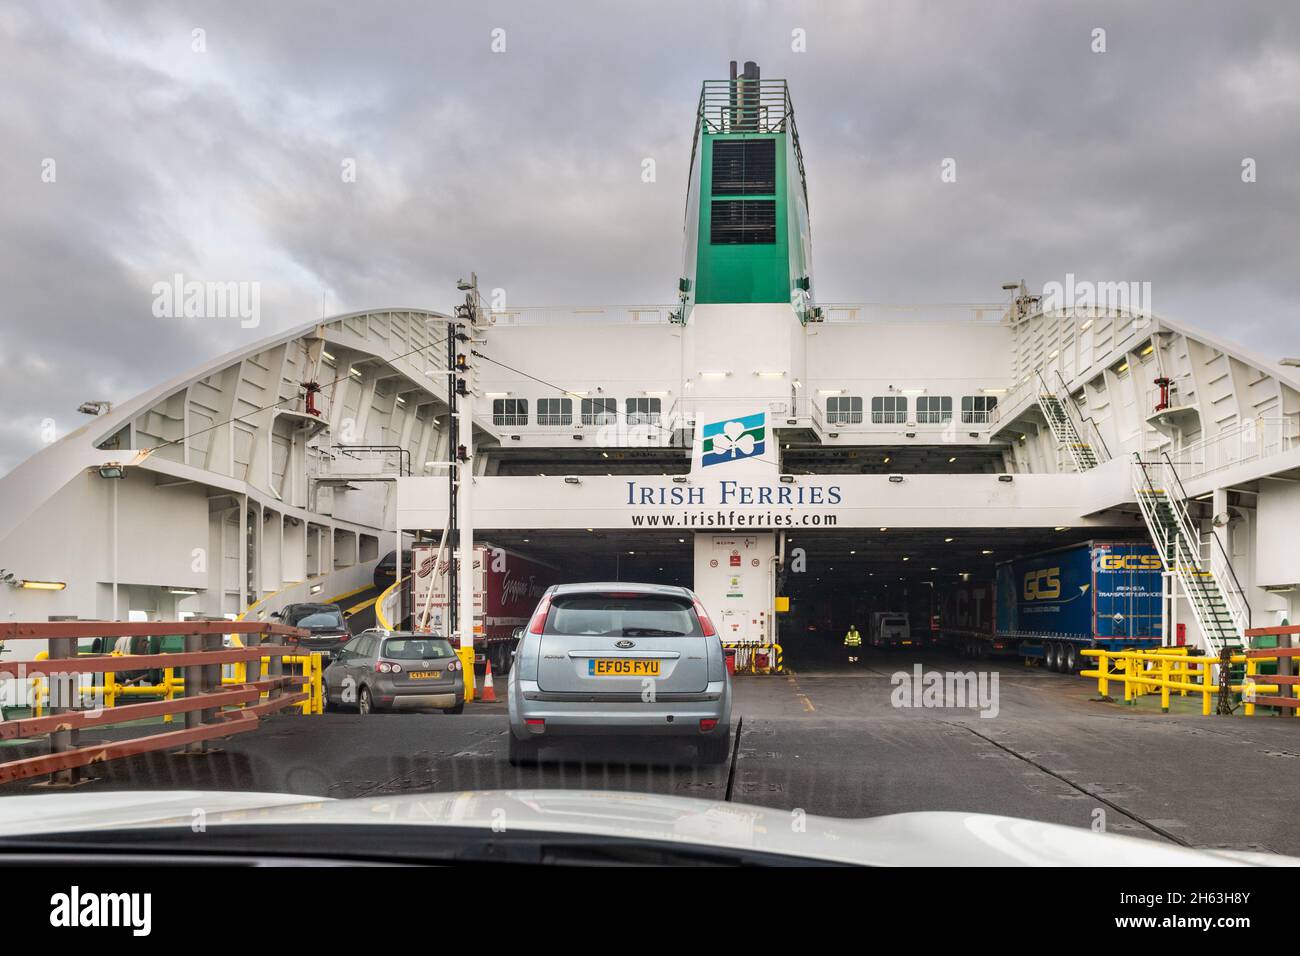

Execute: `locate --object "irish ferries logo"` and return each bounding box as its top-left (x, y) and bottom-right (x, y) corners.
top-left (702, 412), bottom-right (765, 467)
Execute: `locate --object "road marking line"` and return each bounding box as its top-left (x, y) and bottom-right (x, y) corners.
top-left (785, 671), bottom-right (815, 712)
top-left (345, 596), bottom-right (379, 617)
top-left (329, 584), bottom-right (374, 605)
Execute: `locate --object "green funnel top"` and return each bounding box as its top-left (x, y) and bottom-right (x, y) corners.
top-left (680, 61), bottom-right (814, 320)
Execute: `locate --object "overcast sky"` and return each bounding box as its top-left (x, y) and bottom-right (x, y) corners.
top-left (1, 0), bottom-right (1298, 474)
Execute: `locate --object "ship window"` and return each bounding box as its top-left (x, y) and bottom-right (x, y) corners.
top-left (581, 397), bottom-right (617, 425)
top-left (825, 396), bottom-right (862, 425)
top-left (711, 140), bottom-right (776, 195)
top-left (537, 397), bottom-right (572, 426)
top-left (625, 397), bottom-right (662, 425)
top-left (916, 396), bottom-right (952, 424)
top-left (871, 396), bottom-right (907, 424)
top-left (710, 199), bottom-right (776, 244)
top-left (961, 395), bottom-right (997, 424)
top-left (492, 398), bottom-right (528, 427)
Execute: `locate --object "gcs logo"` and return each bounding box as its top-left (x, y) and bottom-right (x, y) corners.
top-left (1023, 567), bottom-right (1061, 601)
top-left (1098, 554), bottom-right (1161, 571)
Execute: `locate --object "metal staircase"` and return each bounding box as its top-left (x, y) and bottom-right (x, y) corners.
top-left (1131, 453), bottom-right (1250, 657)
top-left (1035, 371), bottom-right (1104, 472)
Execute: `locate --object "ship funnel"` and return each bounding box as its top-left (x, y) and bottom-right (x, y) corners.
top-left (728, 60), bottom-right (762, 131)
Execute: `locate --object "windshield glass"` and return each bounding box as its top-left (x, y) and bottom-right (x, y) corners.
top-left (289, 609), bottom-right (344, 629)
top-left (381, 638), bottom-right (455, 660)
top-left (545, 596), bottom-right (700, 637)
top-left (3, 3), bottom-right (1293, 884)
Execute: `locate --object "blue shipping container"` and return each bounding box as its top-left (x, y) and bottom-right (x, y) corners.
top-left (995, 541), bottom-right (1163, 643)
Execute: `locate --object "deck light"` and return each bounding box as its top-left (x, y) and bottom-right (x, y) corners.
top-left (564, 476), bottom-right (581, 485)
top-left (779, 474), bottom-right (795, 484)
top-left (19, 580), bottom-right (66, 590)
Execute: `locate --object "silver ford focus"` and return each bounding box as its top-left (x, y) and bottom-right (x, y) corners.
top-left (507, 583), bottom-right (732, 766)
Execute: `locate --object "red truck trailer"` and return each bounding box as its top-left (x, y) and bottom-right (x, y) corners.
top-left (409, 543), bottom-right (564, 674)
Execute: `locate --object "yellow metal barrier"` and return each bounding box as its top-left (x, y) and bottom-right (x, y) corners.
top-left (28, 650), bottom-right (324, 717)
top-left (1081, 648), bottom-right (1279, 716)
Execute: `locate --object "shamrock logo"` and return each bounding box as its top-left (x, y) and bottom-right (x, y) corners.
top-left (713, 420), bottom-right (756, 459)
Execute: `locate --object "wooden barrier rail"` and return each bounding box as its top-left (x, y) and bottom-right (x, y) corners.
top-left (1244, 625), bottom-right (1300, 715)
top-left (0, 620), bottom-right (309, 786)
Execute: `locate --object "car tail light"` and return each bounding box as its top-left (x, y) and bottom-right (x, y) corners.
top-left (446, 660), bottom-right (460, 672)
top-left (527, 593), bottom-right (552, 635)
top-left (377, 661), bottom-right (403, 674)
top-left (692, 597), bottom-right (717, 637)
top-left (699, 718), bottom-right (718, 732)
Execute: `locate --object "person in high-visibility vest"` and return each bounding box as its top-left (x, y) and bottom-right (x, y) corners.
top-left (843, 625), bottom-right (862, 648)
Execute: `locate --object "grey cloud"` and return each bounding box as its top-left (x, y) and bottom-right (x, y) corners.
top-left (1, 0), bottom-right (1298, 473)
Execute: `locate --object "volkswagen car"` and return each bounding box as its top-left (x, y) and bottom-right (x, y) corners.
top-left (324, 631), bottom-right (465, 715)
top-left (507, 583), bottom-right (732, 766)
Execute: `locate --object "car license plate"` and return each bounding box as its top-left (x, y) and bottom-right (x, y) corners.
top-left (589, 659), bottom-right (660, 677)
top-left (409, 671), bottom-right (440, 680)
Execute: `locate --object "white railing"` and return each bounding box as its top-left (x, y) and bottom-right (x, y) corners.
top-left (819, 302), bottom-right (1007, 324)
top-left (1131, 458), bottom-right (1248, 655)
top-left (827, 411), bottom-right (864, 425)
top-left (1170, 417), bottom-right (1300, 483)
top-left (486, 305), bottom-right (677, 326)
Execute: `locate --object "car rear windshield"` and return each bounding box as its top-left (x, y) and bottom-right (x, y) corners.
top-left (545, 594), bottom-right (702, 637)
top-left (291, 609), bottom-right (344, 629)
top-left (381, 638), bottom-right (455, 660)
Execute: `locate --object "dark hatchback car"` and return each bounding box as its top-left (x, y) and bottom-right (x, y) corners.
top-left (373, 549), bottom-right (414, 591)
top-left (274, 603), bottom-right (351, 661)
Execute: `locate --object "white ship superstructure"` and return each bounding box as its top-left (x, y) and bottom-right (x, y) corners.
top-left (3, 63), bottom-right (1298, 665)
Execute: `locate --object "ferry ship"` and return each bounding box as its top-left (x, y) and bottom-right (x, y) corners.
top-left (3, 61), bottom-right (1298, 670)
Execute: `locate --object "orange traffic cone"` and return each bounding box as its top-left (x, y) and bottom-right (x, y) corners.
top-left (480, 658), bottom-right (497, 702)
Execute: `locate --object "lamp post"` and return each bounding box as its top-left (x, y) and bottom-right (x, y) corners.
top-left (96, 463), bottom-right (126, 620)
